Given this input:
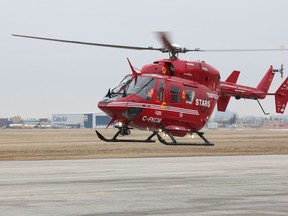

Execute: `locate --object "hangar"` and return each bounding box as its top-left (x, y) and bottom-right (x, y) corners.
top-left (0, 118), bottom-right (8, 128)
top-left (51, 113), bottom-right (111, 128)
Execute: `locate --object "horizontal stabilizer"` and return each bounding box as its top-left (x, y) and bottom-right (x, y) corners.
top-left (275, 77), bottom-right (288, 114)
top-left (217, 70), bottom-right (240, 112)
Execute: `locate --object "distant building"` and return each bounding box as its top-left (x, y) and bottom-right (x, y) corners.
top-left (0, 118), bottom-right (8, 128)
top-left (23, 119), bottom-right (40, 128)
top-left (51, 113), bottom-right (111, 128)
top-left (215, 110), bottom-right (238, 124)
top-left (23, 118), bottom-right (52, 128)
top-left (207, 122), bottom-right (218, 129)
top-left (94, 114), bottom-right (112, 128)
top-left (38, 118), bottom-right (51, 128)
top-left (8, 116), bottom-right (24, 128)
top-left (52, 113), bottom-right (85, 128)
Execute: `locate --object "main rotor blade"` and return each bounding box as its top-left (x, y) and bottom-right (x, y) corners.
top-left (157, 32), bottom-right (174, 52)
top-left (13, 34), bottom-right (288, 54)
top-left (12, 34), bottom-right (165, 52)
top-left (185, 48), bottom-right (288, 52)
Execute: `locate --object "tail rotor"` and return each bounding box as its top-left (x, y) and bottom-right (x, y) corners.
top-left (273, 64), bottom-right (284, 78)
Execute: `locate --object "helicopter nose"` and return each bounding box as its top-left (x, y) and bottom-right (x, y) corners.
top-left (98, 101), bottom-right (107, 112)
top-left (98, 100), bottom-right (143, 122)
top-left (98, 100), bottom-right (127, 121)
top-left (122, 107), bottom-right (143, 120)
top-left (98, 101), bottom-right (116, 115)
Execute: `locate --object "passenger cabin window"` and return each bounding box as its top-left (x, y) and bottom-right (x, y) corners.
top-left (170, 86), bottom-right (181, 103)
top-left (185, 89), bottom-right (195, 104)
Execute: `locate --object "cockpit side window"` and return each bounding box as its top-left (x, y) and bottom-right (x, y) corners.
top-left (156, 80), bottom-right (164, 102)
top-left (126, 76), bottom-right (156, 101)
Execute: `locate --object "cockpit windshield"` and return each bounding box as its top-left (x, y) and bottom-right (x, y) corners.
top-left (126, 76), bottom-right (156, 101)
top-left (109, 75), bottom-right (156, 101)
top-left (111, 75), bottom-right (133, 94)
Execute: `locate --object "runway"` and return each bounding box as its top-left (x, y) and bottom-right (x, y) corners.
top-left (1, 155), bottom-right (288, 215)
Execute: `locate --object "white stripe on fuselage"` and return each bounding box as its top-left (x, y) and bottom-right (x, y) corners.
top-left (107, 102), bottom-right (199, 116)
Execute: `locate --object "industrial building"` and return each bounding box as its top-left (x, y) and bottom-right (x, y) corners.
top-left (0, 118), bottom-right (8, 128)
top-left (51, 113), bottom-right (111, 128)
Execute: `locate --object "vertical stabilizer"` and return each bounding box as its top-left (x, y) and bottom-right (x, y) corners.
top-left (256, 66), bottom-right (274, 94)
top-left (226, 70), bottom-right (240, 83)
top-left (275, 77), bottom-right (288, 114)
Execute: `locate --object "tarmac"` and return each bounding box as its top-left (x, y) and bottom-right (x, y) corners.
top-left (0, 155), bottom-right (288, 215)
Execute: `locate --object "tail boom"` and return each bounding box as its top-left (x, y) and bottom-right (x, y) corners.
top-left (219, 66), bottom-right (275, 100)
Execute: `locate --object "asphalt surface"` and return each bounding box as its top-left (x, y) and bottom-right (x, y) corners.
top-left (1, 155), bottom-right (288, 215)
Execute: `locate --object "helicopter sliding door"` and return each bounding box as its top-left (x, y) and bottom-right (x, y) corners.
top-left (150, 79), bottom-right (166, 125)
top-left (155, 79), bottom-right (165, 104)
top-left (183, 86), bottom-right (198, 126)
top-left (165, 82), bottom-right (198, 126)
top-left (166, 82), bottom-right (184, 123)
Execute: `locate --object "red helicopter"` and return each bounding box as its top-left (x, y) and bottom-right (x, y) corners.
top-left (13, 33), bottom-right (288, 145)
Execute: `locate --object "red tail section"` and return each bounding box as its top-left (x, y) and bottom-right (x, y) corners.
top-left (226, 70), bottom-right (240, 83)
top-left (217, 70), bottom-right (240, 112)
top-left (256, 66), bottom-right (274, 94)
top-left (275, 77), bottom-right (288, 114)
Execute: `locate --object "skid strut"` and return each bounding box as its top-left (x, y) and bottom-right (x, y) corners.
top-left (157, 130), bottom-right (214, 146)
top-left (95, 126), bottom-right (157, 143)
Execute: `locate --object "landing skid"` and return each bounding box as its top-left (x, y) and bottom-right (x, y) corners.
top-left (96, 127), bottom-right (214, 146)
top-left (95, 129), bottom-right (157, 143)
top-left (157, 131), bottom-right (214, 146)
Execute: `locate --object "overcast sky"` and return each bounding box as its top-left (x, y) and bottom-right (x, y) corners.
top-left (1, 0), bottom-right (288, 119)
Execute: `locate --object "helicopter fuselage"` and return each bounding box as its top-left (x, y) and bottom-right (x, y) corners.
top-left (98, 59), bottom-right (220, 136)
